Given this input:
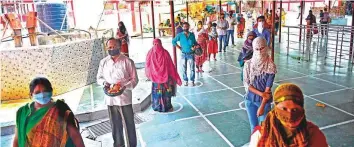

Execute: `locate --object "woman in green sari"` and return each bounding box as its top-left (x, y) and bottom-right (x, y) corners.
top-left (13, 77), bottom-right (85, 147)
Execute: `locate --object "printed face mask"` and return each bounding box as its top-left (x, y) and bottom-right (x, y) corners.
top-left (275, 107), bottom-right (305, 127)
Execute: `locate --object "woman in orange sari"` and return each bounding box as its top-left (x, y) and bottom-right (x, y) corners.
top-left (13, 77), bottom-right (84, 147)
top-left (250, 83), bottom-right (328, 147)
top-left (117, 21), bottom-right (130, 57)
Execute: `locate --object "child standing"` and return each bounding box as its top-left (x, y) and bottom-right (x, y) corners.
top-left (243, 37), bottom-right (277, 132)
top-left (207, 22), bottom-right (218, 61)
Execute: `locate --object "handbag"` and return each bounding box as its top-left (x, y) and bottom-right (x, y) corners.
top-left (313, 27), bottom-right (319, 34)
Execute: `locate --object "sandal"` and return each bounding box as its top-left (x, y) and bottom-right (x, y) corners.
top-left (184, 82), bottom-right (188, 86)
top-left (191, 82), bottom-right (195, 86)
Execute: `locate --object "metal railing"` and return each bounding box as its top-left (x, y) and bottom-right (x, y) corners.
top-left (283, 23), bottom-right (354, 72)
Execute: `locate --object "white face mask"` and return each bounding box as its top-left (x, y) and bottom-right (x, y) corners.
top-left (258, 22), bottom-right (264, 33)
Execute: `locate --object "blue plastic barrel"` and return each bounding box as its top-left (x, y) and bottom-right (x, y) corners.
top-left (36, 3), bottom-right (68, 33)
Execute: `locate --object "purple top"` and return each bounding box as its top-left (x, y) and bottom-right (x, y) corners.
top-left (246, 73), bottom-right (275, 103)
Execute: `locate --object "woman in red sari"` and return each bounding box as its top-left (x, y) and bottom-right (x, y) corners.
top-left (116, 21), bottom-right (130, 57)
top-left (194, 21), bottom-right (208, 72)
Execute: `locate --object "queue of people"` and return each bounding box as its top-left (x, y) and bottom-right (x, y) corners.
top-left (13, 12), bottom-right (330, 147)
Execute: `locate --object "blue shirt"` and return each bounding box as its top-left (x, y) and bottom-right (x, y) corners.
top-left (253, 29), bottom-right (271, 46)
top-left (172, 32), bottom-right (197, 53)
top-left (246, 73), bottom-right (275, 103)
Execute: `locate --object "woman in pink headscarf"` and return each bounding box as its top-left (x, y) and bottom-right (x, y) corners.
top-left (146, 39), bottom-right (182, 112)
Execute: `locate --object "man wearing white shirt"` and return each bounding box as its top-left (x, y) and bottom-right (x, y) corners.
top-left (217, 13), bottom-right (229, 52)
top-left (97, 38), bottom-right (139, 147)
top-left (226, 11), bottom-right (236, 47)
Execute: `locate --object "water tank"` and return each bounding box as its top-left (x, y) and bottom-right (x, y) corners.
top-left (36, 3), bottom-right (68, 33)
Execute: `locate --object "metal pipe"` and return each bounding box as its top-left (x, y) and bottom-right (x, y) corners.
top-left (262, 1), bottom-right (264, 14)
top-left (299, 1), bottom-right (304, 41)
top-left (37, 18), bottom-right (66, 40)
top-left (139, 3), bottom-right (143, 38)
top-left (170, 1), bottom-right (177, 68)
top-left (339, 26), bottom-right (344, 65)
top-left (151, 0), bottom-right (156, 39)
top-left (350, 2), bottom-right (354, 63)
top-left (219, 0), bottom-right (222, 14)
top-left (186, 1), bottom-right (189, 23)
top-left (334, 30), bottom-right (339, 72)
top-left (279, 0), bottom-right (282, 43)
top-left (287, 27), bottom-right (289, 56)
top-left (271, 1), bottom-right (276, 61)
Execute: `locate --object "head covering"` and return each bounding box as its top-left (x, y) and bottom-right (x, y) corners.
top-left (240, 31), bottom-right (256, 60)
top-left (243, 37), bottom-right (277, 86)
top-left (257, 83), bottom-right (309, 147)
top-left (274, 83), bottom-right (304, 107)
top-left (146, 39), bottom-right (182, 86)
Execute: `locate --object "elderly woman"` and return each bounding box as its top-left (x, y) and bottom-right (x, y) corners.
top-left (250, 83), bottom-right (328, 147)
top-left (243, 37), bottom-right (277, 132)
top-left (146, 39), bottom-right (182, 112)
top-left (13, 77), bottom-right (84, 147)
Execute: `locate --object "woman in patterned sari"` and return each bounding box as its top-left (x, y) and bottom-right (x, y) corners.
top-left (13, 77), bottom-right (84, 147)
top-left (145, 39), bottom-right (182, 112)
top-left (117, 21), bottom-right (130, 57)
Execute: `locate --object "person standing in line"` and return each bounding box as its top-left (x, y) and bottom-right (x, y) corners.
top-left (207, 22), bottom-right (218, 61)
top-left (226, 11), bottom-right (236, 47)
top-left (250, 83), bottom-right (328, 147)
top-left (217, 13), bottom-right (229, 52)
top-left (172, 22), bottom-right (197, 86)
top-left (146, 39), bottom-right (182, 112)
top-left (117, 21), bottom-right (130, 57)
top-left (320, 8), bottom-right (331, 36)
top-left (237, 14), bottom-right (246, 38)
top-left (253, 16), bottom-right (271, 46)
top-left (306, 10), bottom-right (317, 39)
top-left (237, 31), bottom-right (256, 81)
top-left (274, 10), bottom-right (280, 35)
top-left (97, 38), bottom-right (139, 147)
top-left (243, 37), bottom-right (277, 132)
top-left (194, 21), bottom-right (209, 73)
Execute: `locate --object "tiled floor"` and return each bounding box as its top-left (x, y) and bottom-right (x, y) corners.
top-left (136, 35), bottom-right (354, 147)
top-left (2, 19), bottom-right (354, 147)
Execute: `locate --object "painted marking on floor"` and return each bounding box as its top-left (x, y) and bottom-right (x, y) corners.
top-left (308, 88), bottom-right (351, 97)
top-left (156, 102), bottom-right (183, 115)
top-left (178, 91), bottom-right (235, 147)
top-left (320, 119), bottom-right (354, 130)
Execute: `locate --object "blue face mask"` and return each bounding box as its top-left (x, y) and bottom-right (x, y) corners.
top-left (33, 92), bottom-right (52, 105)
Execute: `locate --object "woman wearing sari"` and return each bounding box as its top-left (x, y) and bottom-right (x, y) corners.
top-left (13, 77), bottom-right (84, 147)
top-left (237, 14), bottom-right (246, 38)
top-left (146, 39), bottom-right (182, 112)
top-left (250, 83), bottom-right (328, 147)
top-left (194, 21), bottom-right (208, 72)
top-left (117, 21), bottom-right (130, 57)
